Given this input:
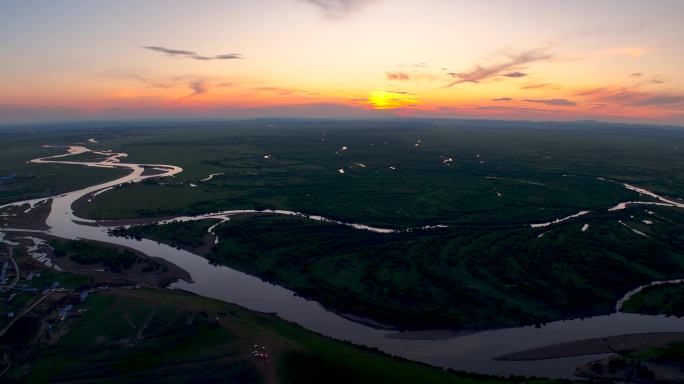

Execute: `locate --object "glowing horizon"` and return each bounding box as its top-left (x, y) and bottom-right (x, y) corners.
top-left (1, 0), bottom-right (684, 125)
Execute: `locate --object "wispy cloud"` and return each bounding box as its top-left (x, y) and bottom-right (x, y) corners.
top-left (635, 95), bottom-right (684, 107)
top-left (444, 48), bottom-right (552, 87)
top-left (628, 72), bottom-right (666, 85)
top-left (474, 105), bottom-right (564, 113)
top-left (189, 81), bottom-right (207, 95)
top-left (386, 72), bottom-right (410, 81)
top-left (521, 83), bottom-right (558, 90)
top-left (105, 71), bottom-right (197, 89)
top-left (577, 87), bottom-right (684, 109)
top-left (176, 81), bottom-right (210, 101)
top-left (523, 98), bottom-right (577, 106)
top-left (490, 97), bottom-right (576, 106)
top-left (254, 86), bottom-right (296, 95)
top-left (128, 74), bottom-right (176, 89)
top-left (119, 72), bottom-right (221, 93)
top-left (503, 72), bottom-right (527, 78)
top-left (253, 86), bottom-right (320, 97)
top-left (385, 70), bottom-right (440, 82)
top-left (114, 73), bottom-right (225, 101)
top-left (143, 46), bottom-right (243, 61)
top-left (298, 0), bottom-right (376, 18)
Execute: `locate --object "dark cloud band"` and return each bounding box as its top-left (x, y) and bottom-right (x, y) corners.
top-left (143, 46), bottom-right (243, 61)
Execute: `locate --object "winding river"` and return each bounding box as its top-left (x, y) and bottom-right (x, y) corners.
top-left (2, 145), bottom-right (684, 379)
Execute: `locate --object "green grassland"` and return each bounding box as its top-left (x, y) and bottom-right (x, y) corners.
top-left (50, 239), bottom-right (167, 273)
top-left (10, 245), bottom-right (92, 290)
top-left (628, 342), bottom-right (684, 366)
top-left (78, 121), bottom-right (684, 228)
top-left (1, 229), bottom-right (570, 383)
top-left (111, 220), bottom-right (215, 249)
top-left (6, 288), bottom-right (567, 384)
top-left (25, 268), bottom-right (91, 290)
top-left (10, 289), bottom-right (258, 383)
top-left (51, 240), bottom-right (138, 270)
top-left (622, 284), bottom-right (684, 317)
top-left (0, 129), bottom-right (128, 205)
top-left (5, 120), bottom-right (684, 329)
top-left (118, 205), bottom-right (684, 329)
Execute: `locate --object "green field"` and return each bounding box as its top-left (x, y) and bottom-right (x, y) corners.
top-left (622, 284), bottom-right (684, 317)
top-left (0, 129), bottom-right (129, 205)
top-left (117, 206), bottom-right (684, 329)
top-left (4, 119), bottom-right (684, 381)
top-left (50, 239), bottom-right (167, 273)
top-left (628, 342), bottom-right (684, 366)
top-left (73, 121), bottom-right (684, 228)
top-left (4, 120), bottom-right (683, 329)
top-left (5, 288), bottom-right (566, 384)
top-left (2, 230), bottom-right (570, 383)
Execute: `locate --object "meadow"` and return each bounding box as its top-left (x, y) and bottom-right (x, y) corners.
top-left (119, 206), bottom-right (684, 329)
top-left (7, 287), bottom-right (567, 384)
top-left (622, 284), bottom-right (684, 317)
top-left (5, 120), bottom-right (684, 329)
top-left (76, 120), bottom-right (684, 228)
top-left (0, 127), bottom-right (128, 206)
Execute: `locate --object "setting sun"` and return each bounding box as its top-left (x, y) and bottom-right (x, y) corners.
top-left (367, 91), bottom-right (418, 110)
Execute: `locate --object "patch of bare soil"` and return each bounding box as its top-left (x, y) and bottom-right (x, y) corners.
top-left (497, 332), bottom-right (684, 361)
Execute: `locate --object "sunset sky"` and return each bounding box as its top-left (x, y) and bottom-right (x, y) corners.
top-left (1, 0), bottom-right (684, 124)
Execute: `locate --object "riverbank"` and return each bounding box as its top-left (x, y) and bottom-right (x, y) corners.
top-left (3, 231), bottom-right (191, 288)
top-left (496, 332), bottom-right (684, 361)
